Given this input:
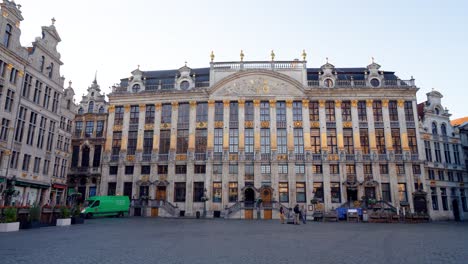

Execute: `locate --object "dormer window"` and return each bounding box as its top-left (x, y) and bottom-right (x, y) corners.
top-left (91, 92), bottom-right (95, 97)
top-left (180, 81), bottom-right (190, 90)
top-left (88, 101), bottom-right (94, 113)
top-left (3, 24), bottom-right (12, 48)
top-left (441, 124), bottom-right (447, 136)
top-left (67, 100), bottom-right (71, 110)
top-left (78, 107), bottom-right (84, 114)
top-left (435, 108), bottom-right (440, 115)
top-left (39, 56), bottom-right (45, 72)
top-left (324, 79), bottom-right (334, 88)
top-left (432, 122), bottom-right (438, 135)
top-left (99, 106), bottom-right (105, 113)
top-left (132, 84), bottom-right (140, 93)
top-left (48, 63), bottom-right (54, 78)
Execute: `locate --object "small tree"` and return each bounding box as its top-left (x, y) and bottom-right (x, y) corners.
top-left (28, 204), bottom-right (41, 222)
top-left (60, 206), bottom-right (70, 218)
top-left (1, 207), bottom-right (17, 223)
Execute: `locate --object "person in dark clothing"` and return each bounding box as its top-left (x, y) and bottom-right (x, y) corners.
top-left (293, 204), bottom-right (300, 225)
top-left (279, 206), bottom-right (285, 224)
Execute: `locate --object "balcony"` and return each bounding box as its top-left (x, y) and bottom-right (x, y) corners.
top-left (158, 154), bottom-right (168, 161)
top-left (359, 122), bottom-right (368, 128)
top-left (195, 153), bottom-right (206, 161)
top-left (245, 153), bottom-right (255, 161)
top-left (295, 154), bottom-right (305, 161)
top-left (110, 155), bottom-right (119, 162)
top-left (307, 78), bottom-right (415, 88)
top-left (142, 154), bottom-right (152, 162)
top-left (213, 153), bottom-right (223, 161)
top-left (261, 153), bottom-right (271, 161)
top-left (390, 121), bottom-right (400, 128)
top-left (312, 154), bottom-right (322, 161)
top-left (212, 60), bottom-right (306, 72)
top-left (406, 121), bottom-right (415, 128)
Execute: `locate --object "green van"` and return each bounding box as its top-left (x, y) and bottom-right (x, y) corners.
top-left (81, 196), bottom-right (130, 218)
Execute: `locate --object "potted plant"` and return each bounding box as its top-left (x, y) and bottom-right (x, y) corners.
top-left (27, 204), bottom-right (42, 228)
top-left (56, 206), bottom-right (71, 226)
top-left (0, 207), bottom-right (19, 232)
top-left (71, 206), bottom-right (84, 225)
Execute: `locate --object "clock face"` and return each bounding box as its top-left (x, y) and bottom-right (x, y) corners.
top-left (180, 81), bottom-right (190, 90)
top-left (370, 78), bottom-right (380, 87)
top-left (132, 84), bottom-right (140, 92)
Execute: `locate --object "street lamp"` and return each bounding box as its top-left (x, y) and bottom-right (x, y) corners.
top-left (201, 188), bottom-right (208, 218)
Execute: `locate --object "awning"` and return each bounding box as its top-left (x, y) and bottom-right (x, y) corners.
top-left (15, 179), bottom-right (50, 189)
top-left (52, 183), bottom-right (67, 189)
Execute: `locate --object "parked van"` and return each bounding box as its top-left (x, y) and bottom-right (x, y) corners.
top-left (81, 196), bottom-right (130, 218)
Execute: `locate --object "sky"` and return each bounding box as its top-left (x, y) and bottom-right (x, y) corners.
top-left (16, 0), bottom-right (468, 119)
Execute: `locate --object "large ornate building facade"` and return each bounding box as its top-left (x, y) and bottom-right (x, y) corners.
top-left (101, 52), bottom-right (429, 219)
top-left (418, 91), bottom-right (467, 221)
top-left (0, 1), bottom-right (75, 206)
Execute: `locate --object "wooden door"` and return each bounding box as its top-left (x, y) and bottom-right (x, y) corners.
top-left (151, 207), bottom-right (159, 217)
top-left (264, 209), bottom-right (272, 220)
top-left (261, 189), bottom-right (272, 207)
top-left (156, 186), bottom-right (166, 201)
top-left (245, 209), bottom-right (253, 220)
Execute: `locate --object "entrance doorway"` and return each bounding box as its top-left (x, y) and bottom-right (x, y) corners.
top-left (347, 188), bottom-right (358, 202)
top-left (261, 189), bottom-right (272, 207)
top-left (244, 188), bottom-right (255, 208)
top-left (452, 199), bottom-right (461, 221)
top-left (156, 186), bottom-right (167, 201)
top-left (365, 187), bottom-right (376, 199)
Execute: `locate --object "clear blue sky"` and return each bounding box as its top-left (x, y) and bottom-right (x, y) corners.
top-left (17, 0), bottom-right (468, 118)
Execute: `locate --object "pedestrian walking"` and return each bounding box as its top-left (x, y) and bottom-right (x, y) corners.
top-left (279, 206), bottom-right (285, 224)
top-left (301, 205), bottom-right (307, 224)
top-left (288, 208), bottom-right (295, 224)
top-left (293, 204), bottom-right (300, 225)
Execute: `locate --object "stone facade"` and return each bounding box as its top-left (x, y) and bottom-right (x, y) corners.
top-left (101, 56), bottom-right (431, 219)
top-left (67, 77), bottom-right (108, 201)
top-left (418, 91), bottom-right (467, 221)
top-left (0, 1), bottom-right (76, 206)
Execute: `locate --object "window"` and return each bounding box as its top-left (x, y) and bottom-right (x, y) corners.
top-left (52, 91), bottom-right (59, 112)
top-left (434, 142), bottom-right (441, 162)
top-left (327, 128), bottom-right (337, 154)
top-left (93, 145), bottom-right (101, 167)
top-left (78, 108), bottom-right (84, 114)
top-left (33, 80), bottom-right (42, 104)
top-left (229, 182), bottom-right (238, 202)
top-left (178, 103), bottom-right (189, 126)
top-left (412, 165), bottom-right (421, 175)
top-left (428, 169), bottom-right (435, 180)
top-left (396, 164), bottom-right (405, 175)
top-left (461, 189), bottom-right (467, 212)
top-left (229, 129), bottom-right (238, 153)
top-left (174, 183), bottom-right (186, 202)
top-left (448, 171), bottom-right (454, 182)
top-left (313, 183), bottom-right (324, 202)
top-left (245, 101), bottom-right (254, 121)
top-left (398, 183), bottom-right (407, 202)
top-left (194, 165), bottom-right (206, 174)
top-left (213, 182), bottom-right (222, 202)
top-left (96, 120), bottom-right (104, 137)
top-left (193, 182), bottom-right (204, 202)
top-left (373, 100), bottom-right (383, 122)
top-left (325, 101), bottom-right (335, 121)
top-left (343, 129), bottom-right (353, 154)
top-left (310, 129), bottom-right (321, 154)
top-left (391, 129), bottom-right (402, 154)
top-left (14, 107), bottom-right (27, 142)
top-left (341, 101), bottom-right (351, 121)
top-left (277, 129), bottom-right (287, 154)
top-left (294, 129), bottom-right (304, 154)
top-left (114, 106), bottom-right (124, 125)
top-left (9, 67), bottom-right (18, 84)
top-left (296, 182), bottom-right (306, 203)
top-left (245, 164), bottom-right (254, 176)
top-left (389, 101), bottom-right (398, 121)
top-left (3, 24), bottom-right (12, 48)
top-left (364, 164), bottom-right (372, 175)
top-left (111, 132), bottom-right (122, 156)
top-left (229, 164), bottom-right (238, 174)
top-left (43, 86), bottom-right (51, 109)
top-left (22, 154), bottom-right (31, 171)
top-left (330, 164), bottom-right (339, 174)
top-left (441, 124), bottom-right (447, 136)
top-left (424, 141), bottom-right (432, 162)
top-left (309, 101), bottom-right (319, 121)
top-left (346, 164), bottom-right (356, 174)
top-left (42, 159), bottom-right (50, 175)
top-left (330, 182), bottom-right (341, 203)
top-left (380, 164), bottom-right (389, 174)
top-left (130, 105), bottom-right (139, 124)
top-left (260, 128), bottom-right (270, 154)
top-left (432, 122), bottom-right (438, 135)
top-left (457, 173), bottom-right (463, 183)
top-left (22, 74), bottom-right (32, 99)
top-left (39, 56), bottom-right (45, 72)
top-left (0, 60), bottom-right (5, 78)
top-left (375, 129), bottom-right (386, 154)
top-left (196, 102), bottom-right (208, 122)
top-left (358, 101), bottom-right (367, 121)
top-left (175, 165), bottom-right (186, 174)
top-left (75, 121), bottom-right (83, 138)
top-left (444, 143), bottom-right (451, 164)
top-left (214, 128), bottom-right (223, 153)
top-left (245, 129), bottom-right (254, 153)
top-left (313, 164), bottom-right (322, 174)
top-left (159, 130), bottom-right (170, 155)
top-left (407, 129), bottom-right (418, 154)
top-left (360, 129), bottom-right (369, 154)
top-left (161, 104), bottom-right (172, 123)
top-left (260, 101), bottom-right (270, 121)
top-left (279, 183), bottom-right (289, 202)
top-left (440, 188), bottom-right (448, 211)
top-left (293, 101), bottom-right (302, 121)
top-left (108, 183), bottom-right (116, 196)
top-left (0, 118), bottom-right (10, 141)
top-left (213, 164), bottom-right (223, 174)
top-left (261, 164), bottom-right (271, 174)
top-left (295, 164), bottom-right (305, 174)
top-left (453, 144), bottom-right (461, 165)
top-left (10, 151), bottom-right (19, 169)
top-left (109, 166), bottom-right (118, 175)
top-left (141, 130), bottom-right (153, 155)
top-left (229, 102), bottom-right (238, 127)
top-left (127, 131), bottom-right (137, 155)
top-left (382, 183), bottom-right (391, 202)
top-left (176, 129), bottom-right (189, 154)
top-left (158, 165), bottom-right (168, 174)
top-left (48, 63), bottom-right (54, 78)
top-left (125, 166), bottom-right (134, 175)
top-left (438, 170), bottom-right (445, 181)
top-left (431, 187), bottom-right (439, 210)
top-left (278, 164), bottom-right (288, 174)
top-left (85, 121), bottom-right (94, 138)
top-left (404, 101), bottom-right (414, 121)
top-left (195, 129), bottom-right (207, 154)
top-left (4, 89), bottom-right (14, 112)
top-left (214, 102), bottom-right (223, 121)
top-left (276, 101), bottom-right (286, 123)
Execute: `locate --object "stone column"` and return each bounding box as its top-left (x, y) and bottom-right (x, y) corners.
top-left (253, 100), bottom-right (261, 189)
top-left (153, 103), bottom-right (161, 154)
top-left (285, 100), bottom-right (296, 206)
top-left (117, 105), bottom-right (131, 195)
top-left (237, 100), bottom-right (245, 203)
top-left (318, 100), bottom-right (330, 210)
top-left (351, 100), bottom-right (363, 197)
top-left (169, 102), bottom-right (178, 209)
top-left (222, 100), bottom-right (230, 208)
top-left (269, 100), bottom-right (278, 201)
top-left (205, 100), bottom-right (215, 211)
top-left (185, 101), bottom-right (197, 215)
top-left (382, 100), bottom-right (393, 153)
top-left (302, 100), bottom-right (313, 207)
top-left (169, 102), bottom-right (179, 152)
top-left (136, 104), bottom-right (146, 153)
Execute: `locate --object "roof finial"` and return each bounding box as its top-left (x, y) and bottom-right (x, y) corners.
top-left (68, 80), bottom-right (72, 87)
top-left (93, 70), bottom-right (97, 84)
top-left (51, 17), bottom-right (56, 25)
top-left (371, 56), bottom-right (375, 64)
top-left (240, 50), bottom-right (244, 62)
top-left (184, 61), bottom-right (187, 66)
top-left (302, 49), bottom-right (307, 61)
top-left (210, 51), bottom-right (215, 62)
top-left (271, 50), bottom-right (275, 61)
top-left (326, 57), bottom-right (329, 64)
top-left (137, 65), bottom-right (140, 70)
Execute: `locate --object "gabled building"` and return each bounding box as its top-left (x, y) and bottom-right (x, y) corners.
top-left (418, 90), bottom-right (467, 221)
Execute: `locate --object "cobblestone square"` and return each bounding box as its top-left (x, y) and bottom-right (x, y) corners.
top-left (1, 218), bottom-right (467, 264)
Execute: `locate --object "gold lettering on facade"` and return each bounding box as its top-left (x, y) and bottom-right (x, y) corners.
top-left (310, 121), bottom-right (320, 128)
top-left (294, 121), bottom-right (303, 128)
top-left (343, 121), bottom-right (352, 128)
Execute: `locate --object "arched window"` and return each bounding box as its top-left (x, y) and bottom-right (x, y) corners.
top-left (3, 24), bottom-right (12, 48)
top-left (39, 56), bottom-right (45, 72)
top-left (88, 101), bottom-right (94, 113)
top-left (432, 122), bottom-right (438, 135)
top-left (78, 107), bottom-right (84, 114)
top-left (435, 108), bottom-right (440, 115)
top-left (132, 84), bottom-right (140, 93)
top-left (441, 123), bottom-right (447, 136)
top-left (48, 63), bottom-right (54, 78)
top-left (98, 106), bottom-right (105, 113)
top-left (81, 146), bottom-right (90, 167)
